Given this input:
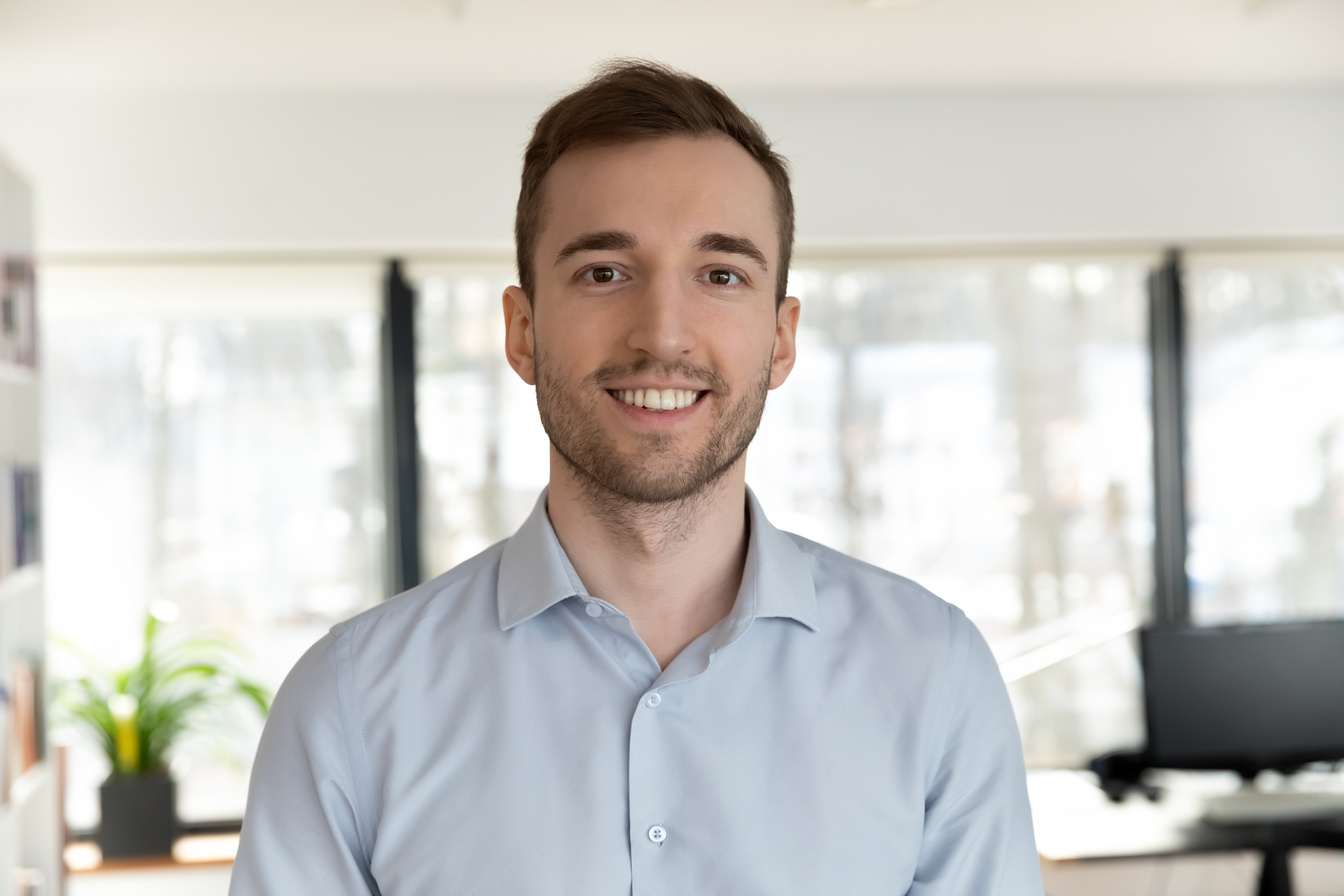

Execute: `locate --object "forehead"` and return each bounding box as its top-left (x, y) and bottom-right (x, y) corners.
top-left (536, 136), bottom-right (778, 261)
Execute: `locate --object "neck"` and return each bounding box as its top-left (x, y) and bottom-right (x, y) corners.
top-left (546, 448), bottom-right (750, 669)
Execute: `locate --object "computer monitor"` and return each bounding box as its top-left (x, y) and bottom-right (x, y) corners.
top-left (1141, 620), bottom-right (1344, 778)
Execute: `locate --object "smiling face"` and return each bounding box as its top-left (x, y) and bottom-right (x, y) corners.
top-left (503, 135), bottom-right (800, 505)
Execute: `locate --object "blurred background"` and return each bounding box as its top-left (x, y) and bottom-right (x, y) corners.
top-left (0, 0), bottom-right (1342, 893)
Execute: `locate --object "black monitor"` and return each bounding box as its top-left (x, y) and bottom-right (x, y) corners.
top-left (1141, 620), bottom-right (1344, 778)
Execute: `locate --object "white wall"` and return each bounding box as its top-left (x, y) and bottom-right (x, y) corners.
top-left (0, 95), bottom-right (536, 255)
top-left (757, 91), bottom-right (1344, 247)
top-left (0, 90), bottom-right (1341, 255)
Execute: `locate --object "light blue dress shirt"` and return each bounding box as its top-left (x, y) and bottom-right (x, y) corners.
top-left (230, 489), bottom-right (1043, 895)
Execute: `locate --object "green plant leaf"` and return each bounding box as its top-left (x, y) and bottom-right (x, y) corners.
top-left (50, 609), bottom-right (273, 777)
top-left (235, 680), bottom-right (273, 715)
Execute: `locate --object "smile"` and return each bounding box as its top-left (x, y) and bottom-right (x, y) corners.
top-left (608, 388), bottom-right (705, 411)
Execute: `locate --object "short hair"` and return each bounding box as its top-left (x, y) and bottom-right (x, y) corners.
top-left (515, 59), bottom-right (794, 307)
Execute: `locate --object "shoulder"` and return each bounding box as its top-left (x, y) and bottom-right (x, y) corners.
top-left (788, 532), bottom-right (972, 645)
top-left (781, 531), bottom-right (1002, 712)
top-left (277, 539), bottom-right (508, 700)
top-left (332, 539), bottom-right (506, 644)
top-left (778, 531), bottom-right (1008, 767)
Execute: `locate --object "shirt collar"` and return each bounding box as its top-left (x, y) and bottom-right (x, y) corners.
top-left (497, 487), bottom-right (820, 634)
top-left (497, 489), bottom-right (587, 631)
top-left (733, 486), bottom-right (821, 633)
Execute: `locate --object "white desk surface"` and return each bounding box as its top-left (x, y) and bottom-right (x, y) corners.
top-left (1030, 768), bottom-right (1344, 863)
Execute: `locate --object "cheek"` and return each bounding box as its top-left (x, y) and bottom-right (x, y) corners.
top-left (535, 314), bottom-right (593, 365)
top-left (538, 303), bottom-right (624, 350)
top-left (716, 316), bottom-right (779, 366)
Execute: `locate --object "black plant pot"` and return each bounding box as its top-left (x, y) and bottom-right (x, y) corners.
top-left (98, 772), bottom-right (177, 859)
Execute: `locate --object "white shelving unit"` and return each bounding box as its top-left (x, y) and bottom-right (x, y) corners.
top-left (1, 152), bottom-right (60, 896)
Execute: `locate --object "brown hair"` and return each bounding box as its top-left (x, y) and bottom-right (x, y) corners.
top-left (515, 59), bottom-right (794, 306)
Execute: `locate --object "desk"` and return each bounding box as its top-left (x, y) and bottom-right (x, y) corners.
top-left (64, 833), bottom-right (240, 874)
top-left (1030, 770), bottom-right (1344, 896)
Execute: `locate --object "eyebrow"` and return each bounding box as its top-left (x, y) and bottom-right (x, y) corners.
top-left (693, 232), bottom-right (769, 271)
top-left (551, 229), bottom-right (770, 271)
top-left (554, 230), bottom-right (637, 266)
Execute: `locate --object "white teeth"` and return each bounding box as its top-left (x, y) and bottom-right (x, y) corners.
top-left (616, 388), bottom-right (702, 410)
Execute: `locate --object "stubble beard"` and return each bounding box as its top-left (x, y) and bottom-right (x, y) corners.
top-left (533, 341), bottom-right (771, 536)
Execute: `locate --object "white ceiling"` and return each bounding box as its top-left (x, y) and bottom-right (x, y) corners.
top-left (0, 0), bottom-right (1341, 94)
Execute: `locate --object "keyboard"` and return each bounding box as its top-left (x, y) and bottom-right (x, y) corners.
top-left (1202, 789), bottom-right (1344, 825)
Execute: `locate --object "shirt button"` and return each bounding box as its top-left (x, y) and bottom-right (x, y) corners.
top-left (584, 602), bottom-right (603, 617)
top-left (648, 825), bottom-right (667, 844)
top-left (645, 692), bottom-right (662, 709)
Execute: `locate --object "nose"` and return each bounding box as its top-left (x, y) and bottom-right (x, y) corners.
top-left (626, 271), bottom-right (697, 362)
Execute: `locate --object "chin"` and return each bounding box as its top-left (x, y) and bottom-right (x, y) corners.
top-left (566, 446), bottom-right (743, 506)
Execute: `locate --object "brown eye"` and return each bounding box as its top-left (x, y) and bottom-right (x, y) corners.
top-left (581, 266), bottom-right (627, 285)
top-left (706, 269), bottom-right (740, 286)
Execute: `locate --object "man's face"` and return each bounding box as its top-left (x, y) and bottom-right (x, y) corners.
top-left (503, 135), bottom-right (800, 504)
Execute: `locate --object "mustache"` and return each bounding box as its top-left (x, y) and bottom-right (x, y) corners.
top-left (586, 360), bottom-right (730, 394)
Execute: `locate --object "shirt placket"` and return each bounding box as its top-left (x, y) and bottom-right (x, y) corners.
top-left (628, 680), bottom-right (678, 896)
top-left (572, 585), bottom-right (757, 896)
top-left (568, 597), bottom-right (675, 893)
top-left (626, 616), bottom-right (751, 896)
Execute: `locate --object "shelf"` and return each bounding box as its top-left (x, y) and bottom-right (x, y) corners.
top-left (0, 363), bottom-right (37, 387)
top-left (1, 156), bottom-right (50, 896)
top-left (7, 763), bottom-right (49, 813)
top-left (0, 761), bottom-right (57, 896)
top-left (0, 566), bottom-right (41, 609)
top-left (0, 364), bottom-right (41, 466)
top-left (0, 766), bottom-right (49, 840)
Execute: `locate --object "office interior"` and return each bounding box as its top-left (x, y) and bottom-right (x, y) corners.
top-left (1, 1), bottom-right (1344, 894)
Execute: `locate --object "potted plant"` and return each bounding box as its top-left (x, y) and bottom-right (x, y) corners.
top-left (56, 604), bottom-right (271, 859)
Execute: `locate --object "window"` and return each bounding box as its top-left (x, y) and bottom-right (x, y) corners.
top-left (56, 249), bottom-right (1333, 809)
top-left (409, 256), bottom-right (1156, 767)
top-left (757, 259), bottom-right (1154, 766)
top-left (1186, 254), bottom-right (1344, 624)
top-left (411, 266), bottom-right (549, 577)
top-left (42, 263), bottom-right (385, 827)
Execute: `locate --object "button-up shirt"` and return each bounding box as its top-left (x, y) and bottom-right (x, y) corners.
top-left (230, 490), bottom-right (1043, 895)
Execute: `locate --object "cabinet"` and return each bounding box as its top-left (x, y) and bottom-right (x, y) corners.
top-left (0, 152), bottom-right (60, 896)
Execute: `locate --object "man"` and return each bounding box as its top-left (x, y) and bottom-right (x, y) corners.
top-left (231, 61), bottom-right (1042, 895)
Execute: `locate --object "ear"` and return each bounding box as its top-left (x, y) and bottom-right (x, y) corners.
top-left (503, 285), bottom-right (537, 385)
top-left (768, 294), bottom-right (801, 390)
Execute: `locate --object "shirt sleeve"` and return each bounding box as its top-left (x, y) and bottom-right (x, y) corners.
top-left (229, 632), bottom-right (380, 896)
top-left (907, 612), bottom-right (1044, 896)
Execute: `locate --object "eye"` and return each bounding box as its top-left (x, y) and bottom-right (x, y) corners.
top-left (582, 266), bottom-right (627, 284)
top-left (703, 269), bottom-right (742, 287)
